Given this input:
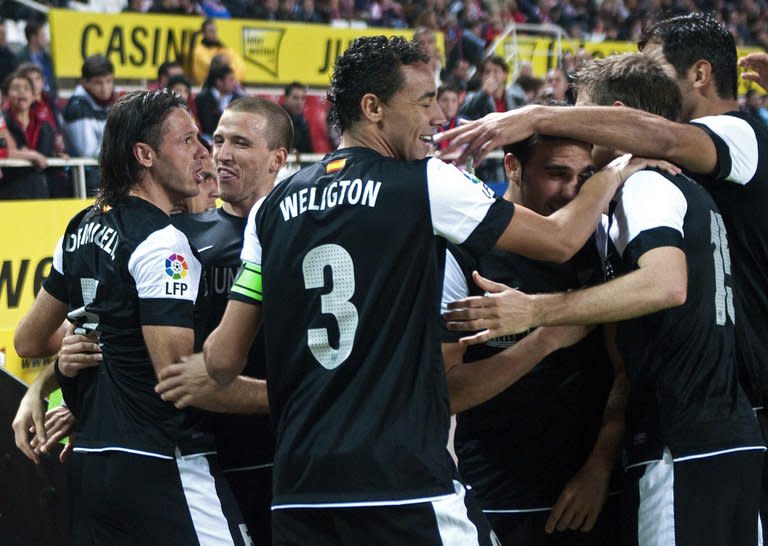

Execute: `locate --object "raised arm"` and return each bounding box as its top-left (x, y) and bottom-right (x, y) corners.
top-left (437, 104), bottom-right (718, 175)
top-left (740, 52), bottom-right (768, 92)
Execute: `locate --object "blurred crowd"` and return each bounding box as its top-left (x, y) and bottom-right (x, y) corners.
top-left (0, 0), bottom-right (766, 199)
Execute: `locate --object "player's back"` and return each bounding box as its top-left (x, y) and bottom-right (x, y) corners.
top-left (690, 111), bottom-right (768, 406)
top-left (253, 146), bottom-right (513, 508)
top-left (607, 169), bottom-right (761, 465)
top-left (48, 197), bottom-right (211, 457)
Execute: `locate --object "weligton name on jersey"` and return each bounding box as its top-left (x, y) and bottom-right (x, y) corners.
top-left (278, 178), bottom-right (383, 221)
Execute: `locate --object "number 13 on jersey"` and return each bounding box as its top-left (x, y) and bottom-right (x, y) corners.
top-left (302, 244), bottom-right (359, 370)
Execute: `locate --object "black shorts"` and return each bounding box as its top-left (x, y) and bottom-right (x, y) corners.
top-left (224, 465), bottom-right (273, 546)
top-left (484, 492), bottom-right (620, 546)
top-left (622, 447), bottom-right (763, 546)
top-left (272, 480), bottom-right (499, 546)
top-left (68, 450), bottom-right (251, 545)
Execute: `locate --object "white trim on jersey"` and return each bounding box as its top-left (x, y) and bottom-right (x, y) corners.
top-left (72, 446), bottom-right (174, 459)
top-left (637, 447), bottom-right (676, 546)
top-left (52, 236), bottom-right (64, 275)
top-left (175, 451), bottom-right (242, 546)
top-left (442, 249), bottom-right (470, 313)
top-left (222, 463), bottom-right (274, 473)
top-left (483, 507), bottom-right (551, 514)
top-left (272, 491), bottom-right (458, 510)
top-left (127, 224), bottom-right (200, 302)
top-left (240, 196), bottom-right (265, 265)
top-left (693, 115), bottom-right (759, 185)
top-left (432, 480), bottom-right (482, 546)
top-left (426, 158), bottom-right (498, 245)
top-left (610, 171), bottom-right (687, 257)
top-left (673, 445), bottom-right (766, 462)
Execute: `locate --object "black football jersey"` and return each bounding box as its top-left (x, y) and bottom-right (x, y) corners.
top-left (604, 169), bottom-right (763, 466)
top-left (234, 147), bottom-right (515, 507)
top-left (690, 112), bottom-right (768, 407)
top-left (43, 197), bottom-right (212, 458)
top-left (442, 241), bottom-right (613, 510)
top-left (172, 207), bottom-right (274, 470)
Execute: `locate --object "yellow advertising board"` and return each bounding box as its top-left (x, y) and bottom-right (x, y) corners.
top-left (48, 8), bottom-right (425, 86)
top-left (0, 199), bottom-right (90, 385)
top-left (495, 35), bottom-right (763, 96)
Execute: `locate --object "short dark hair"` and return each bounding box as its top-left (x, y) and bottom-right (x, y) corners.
top-left (502, 100), bottom-right (580, 165)
top-left (157, 60), bottom-right (182, 81)
top-left (24, 19), bottom-right (43, 42)
top-left (575, 52), bottom-right (682, 121)
top-left (226, 97), bottom-right (294, 150)
top-left (166, 74), bottom-right (192, 92)
top-left (201, 18), bottom-right (215, 33)
top-left (483, 56), bottom-right (509, 75)
top-left (638, 13), bottom-right (737, 100)
top-left (206, 63), bottom-right (233, 87)
top-left (82, 54), bottom-right (114, 80)
top-left (328, 35), bottom-right (430, 133)
top-left (17, 62), bottom-right (43, 79)
top-left (284, 81), bottom-right (307, 97)
top-left (437, 82), bottom-right (462, 99)
top-left (98, 90), bottom-right (186, 207)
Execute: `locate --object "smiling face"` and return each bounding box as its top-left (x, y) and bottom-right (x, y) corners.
top-left (213, 110), bottom-right (276, 210)
top-left (150, 108), bottom-right (209, 202)
top-left (379, 62), bottom-right (445, 160)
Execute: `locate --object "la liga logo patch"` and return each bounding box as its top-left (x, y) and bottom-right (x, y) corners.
top-left (165, 254), bottom-right (188, 280)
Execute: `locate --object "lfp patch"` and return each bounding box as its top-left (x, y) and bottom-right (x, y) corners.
top-left (165, 254), bottom-right (188, 280)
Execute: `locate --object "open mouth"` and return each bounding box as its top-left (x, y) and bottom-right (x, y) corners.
top-left (419, 135), bottom-right (435, 144)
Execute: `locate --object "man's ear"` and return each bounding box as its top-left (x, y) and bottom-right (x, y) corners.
top-left (612, 100), bottom-right (625, 107)
top-left (691, 59), bottom-right (713, 90)
top-left (360, 93), bottom-right (383, 123)
top-left (269, 147), bottom-right (289, 174)
top-left (504, 153), bottom-right (522, 187)
top-left (134, 142), bottom-right (153, 168)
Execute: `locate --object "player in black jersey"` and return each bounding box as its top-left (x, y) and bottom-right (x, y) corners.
top-left (188, 37), bottom-right (661, 545)
top-left (445, 53), bottom-right (765, 546)
top-left (13, 90), bottom-right (251, 545)
top-left (157, 97), bottom-right (294, 546)
top-left (437, 13), bottom-right (768, 534)
top-left (442, 131), bottom-right (626, 545)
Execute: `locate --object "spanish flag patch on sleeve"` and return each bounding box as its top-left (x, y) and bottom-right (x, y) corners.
top-left (326, 158), bottom-right (347, 174)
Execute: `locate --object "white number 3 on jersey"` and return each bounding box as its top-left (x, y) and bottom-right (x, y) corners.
top-left (302, 244), bottom-right (359, 370)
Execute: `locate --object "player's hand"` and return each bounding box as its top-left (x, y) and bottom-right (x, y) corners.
top-left (435, 106), bottom-right (537, 165)
top-left (545, 456), bottom-right (611, 534)
top-left (30, 405), bottom-right (75, 456)
top-left (59, 326), bottom-right (102, 378)
top-left (443, 271), bottom-right (537, 345)
top-left (603, 153), bottom-right (681, 184)
top-left (30, 151), bottom-right (48, 171)
top-left (11, 388), bottom-right (46, 464)
top-left (155, 353), bottom-right (220, 409)
top-left (739, 52), bottom-right (768, 91)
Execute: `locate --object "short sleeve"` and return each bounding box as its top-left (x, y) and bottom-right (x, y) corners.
top-left (610, 171), bottom-right (686, 268)
top-left (127, 225), bottom-right (200, 327)
top-left (42, 236), bottom-right (68, 303)
top-left (690, 115), bottom-right (758, 185)
top-left (426, 158), bottom-right (514, 255)
top-left (231, 197), bottom-right (265, 305)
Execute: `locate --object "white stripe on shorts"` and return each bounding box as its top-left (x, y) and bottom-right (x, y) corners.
top-left (431, 480), bottom-right (482, 546)
top-left (175, 451), bottom-right (240, 546)
top-left (638, 447), bottom-right (676, 546)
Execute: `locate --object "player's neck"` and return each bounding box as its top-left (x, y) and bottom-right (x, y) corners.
top-left (128, 181), bottom-right (175, 216)
top-left (687, 93), bottom-right (739, 120)
top-left (338, 128), bottom-right (394, 158)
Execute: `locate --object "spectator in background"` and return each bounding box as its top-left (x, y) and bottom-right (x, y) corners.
top-left (15, 19), bottom-right (56, 100)
top-left (1, 72), bottom-right (53, 199)
top-left (0, 20), bottom-right (18, 86)
top-left (195, 62), bottom-right (244, 138)
top-left (743, 88), bottom-right (768, 126)
top-left (167, 74), bottom-right (193, 105)
top-left (282, 81), bottom-right (313, 153)
top-left (192, 18), bottom-right (246, 85)
top-left (414, 27), bottom-right (443, 86)
top-left (541, 67), bottom-right (570, 102)
top-left (296, 0), bottom-right (327, 23)
top-left (63, 54), bottom-right (116, 196)
top-left (460, 56), bottom-right (514, 119)
top-left (17, 62), bottom-right (70, 197)
top-left (154, 60), bottom-right (184, 90)
top-left (436, 82), bottom-right (465, 151)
